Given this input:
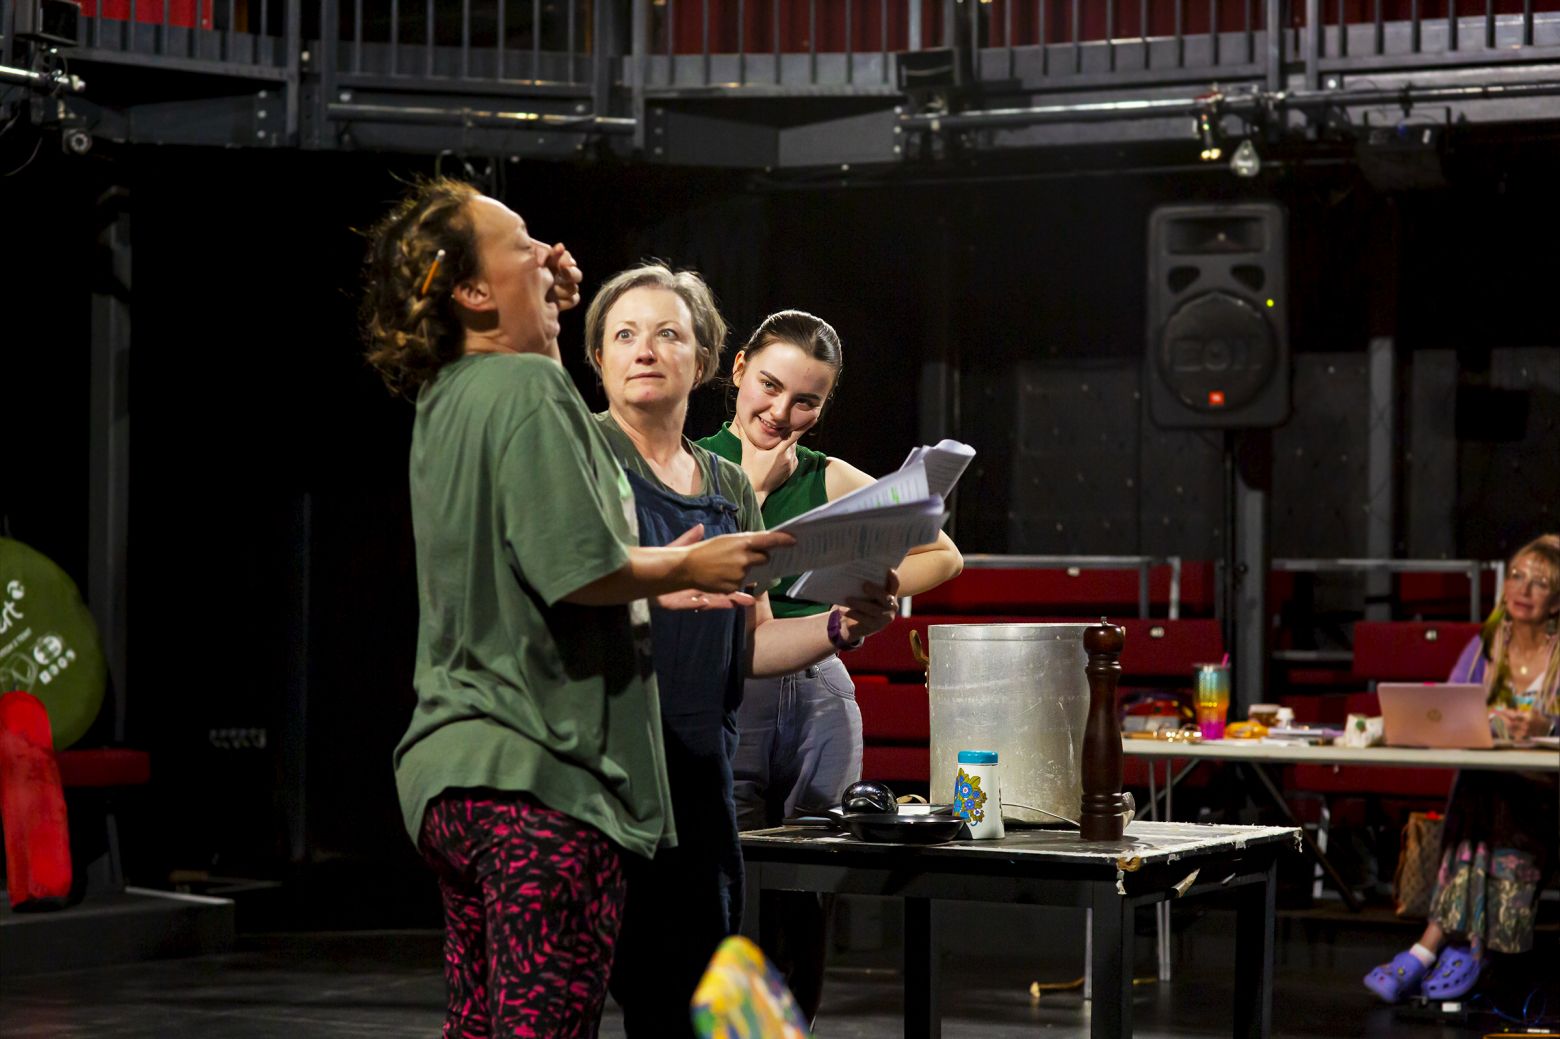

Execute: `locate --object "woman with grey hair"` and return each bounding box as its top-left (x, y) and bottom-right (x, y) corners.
top-left (583, 262), bottom-right (900, 1037)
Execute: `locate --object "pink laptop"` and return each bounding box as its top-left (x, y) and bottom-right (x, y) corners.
top-left (1377, 683), bottom-right (1492, 750)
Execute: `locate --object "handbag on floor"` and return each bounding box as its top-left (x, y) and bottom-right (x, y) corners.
top-left (1393, 811), bottom-right (1444, 918)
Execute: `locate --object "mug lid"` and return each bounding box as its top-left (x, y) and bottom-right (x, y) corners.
top-left (957, 750), bottom-right (998, 765)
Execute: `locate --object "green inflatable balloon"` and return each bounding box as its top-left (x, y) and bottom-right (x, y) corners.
top-left (0, 539), bottom-right (107, 750)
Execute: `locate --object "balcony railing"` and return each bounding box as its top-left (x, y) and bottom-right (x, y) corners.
top-left (3, 0), bottom-right (1558, 152)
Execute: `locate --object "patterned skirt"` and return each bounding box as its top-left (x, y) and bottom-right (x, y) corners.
top-left (1430, 769), bottom-right (1557, 957)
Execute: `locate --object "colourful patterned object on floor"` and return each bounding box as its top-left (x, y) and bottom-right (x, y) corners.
top-left (692, 935), bottom-right (811, 1039)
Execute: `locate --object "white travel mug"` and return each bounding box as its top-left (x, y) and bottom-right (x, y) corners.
top-left (952, 750), bottom-right (1004, 840)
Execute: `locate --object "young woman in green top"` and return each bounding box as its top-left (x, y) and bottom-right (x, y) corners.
top-left (361, 180), bottom-right (790, 1039)
top-left (696, 309), bottom-right (964, 1019)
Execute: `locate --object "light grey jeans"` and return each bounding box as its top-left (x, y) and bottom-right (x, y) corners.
top-left (732, 654), bottom-right (863, 830)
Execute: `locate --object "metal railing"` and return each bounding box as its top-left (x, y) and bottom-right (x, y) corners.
top-left (1271, 557), bottom-right (1502, 621)
top-left (326, 0), bottom-right (597, 88)
top-left (1303, 0), bottom-right (1560, 88)
top-left (67, 0), bottom-right (299, 77)
top-left (7, 0), bottom-right (1559, 149)
top-left (968, 0), bottom-right (1277, 89)
top-left (644, 0), bottom-right (915, 90)
top-left (315, 1), bottom-right (636, 147)
top-left (1267, 557), bottom-right (1504, 665)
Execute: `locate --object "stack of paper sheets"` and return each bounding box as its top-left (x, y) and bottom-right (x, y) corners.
top-left (748, 440), bottom-right (976, 605)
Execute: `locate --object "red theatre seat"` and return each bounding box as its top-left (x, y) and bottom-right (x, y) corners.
top-left (912, 563), bottom-right (1216, 619)
top-left (1287, 763), bottom-right (1454, 801)
top-left (1351, 621), bottom-right (1481, 682)
top-left (80, 1), bottom-right (213, 28)
top-left (913, 568), bottom-right (1142, 615)
top-left (857, 682), bottom-right (931, 785)
top-left (862, 744), bottom-right (930, 786)
top-left (856, 682), bottom-right (928, 743)
top-left (846, 614), bottom-right (1034, 675)
top-left (1117, 619), bottom-right (1224, 679)
top-left (1397, 570), bottom-right (1496, 620)
top-left (852, 615), bottom-right (1222, 676)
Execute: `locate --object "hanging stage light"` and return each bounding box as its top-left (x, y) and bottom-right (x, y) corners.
top-left (1230, 138), bottom-right (1261, 177)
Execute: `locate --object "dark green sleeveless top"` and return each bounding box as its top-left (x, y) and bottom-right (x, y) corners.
top-left (697, 423), bottom-right (831, 618)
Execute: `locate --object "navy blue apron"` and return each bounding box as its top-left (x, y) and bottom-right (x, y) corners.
top-left (608, 458), bottom-right (750, 1038)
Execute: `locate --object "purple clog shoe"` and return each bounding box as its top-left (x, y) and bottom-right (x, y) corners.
top-left (1422, 945), bottom-right (1481, 1001)
top-left (1363, 949), bottom-right (1428, 1003)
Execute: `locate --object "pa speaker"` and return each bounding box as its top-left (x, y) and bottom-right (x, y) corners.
top-left (1146, 202), bottom-right (1289, 429)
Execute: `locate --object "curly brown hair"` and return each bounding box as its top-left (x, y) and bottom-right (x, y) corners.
top-left (360, 177), bottom-right (482, 398)
top-left (583, 263), bottom-right (728, 388)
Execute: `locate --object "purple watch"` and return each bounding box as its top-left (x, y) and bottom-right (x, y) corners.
top-left (827, 607), bottom-right (865, 651)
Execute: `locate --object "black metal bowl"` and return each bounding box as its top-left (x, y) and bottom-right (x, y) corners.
top-left (841, 780), bottom-right (898, 815)
top-left (841, 812), bottom-right (967, 845)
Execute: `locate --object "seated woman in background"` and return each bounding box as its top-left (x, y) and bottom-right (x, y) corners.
top-left (1364, 534), bottom-right (1559, 1004)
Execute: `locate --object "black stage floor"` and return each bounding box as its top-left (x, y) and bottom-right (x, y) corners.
top-left (2, 905), bottom-right (1554, 1038)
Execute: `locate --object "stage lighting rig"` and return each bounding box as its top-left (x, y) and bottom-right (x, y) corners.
top-left (0, 1), bottom-right (89, 160)
top-left (2, 1), bottom-right (87, 97)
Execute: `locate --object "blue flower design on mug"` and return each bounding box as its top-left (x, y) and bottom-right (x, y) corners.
top-left (953, 767), bottom-right (986, 824)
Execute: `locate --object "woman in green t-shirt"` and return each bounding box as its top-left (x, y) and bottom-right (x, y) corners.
top-left (696, 309), bottom-right (964, 1021)
top-left (361, 180), bottom-right (791, 1039)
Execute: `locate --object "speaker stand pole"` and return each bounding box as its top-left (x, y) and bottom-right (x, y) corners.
top-left (1226, 431), bottom-right (1272, 718)
top-left (919, 212), bottom-right (959, 540)
top-left (89, 187), bottom-right (132, 742)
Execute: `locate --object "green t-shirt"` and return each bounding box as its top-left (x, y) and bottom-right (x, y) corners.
top-left (697, 422), bottom-right (830, 618)
top-left (394, 353), bottom-right (675, 860)
top-left (593, 412), bottom-right (765, 537)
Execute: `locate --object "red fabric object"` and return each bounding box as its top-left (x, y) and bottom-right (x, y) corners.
top-left (0, 691), bottom-right (73, 909)
top-left (55, 747), bottom-right (151, 788)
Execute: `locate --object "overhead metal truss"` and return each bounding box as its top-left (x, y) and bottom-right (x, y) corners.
top-left (2, 0), bottom-right (1559, 166)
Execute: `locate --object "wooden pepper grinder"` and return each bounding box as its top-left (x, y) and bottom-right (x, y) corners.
top-left (1080, 618), bottom-right (1129, 842)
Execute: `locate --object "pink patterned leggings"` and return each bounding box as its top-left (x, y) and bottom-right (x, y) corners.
top-left (418, 791), bottom-right (627, 1038)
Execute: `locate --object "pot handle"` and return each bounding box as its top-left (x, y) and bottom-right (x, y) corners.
top-left (909, 628), bottom-right (930, 670)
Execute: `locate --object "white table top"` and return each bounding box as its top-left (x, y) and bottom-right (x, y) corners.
top-left (1122, 738), bottom-right (1559, 772)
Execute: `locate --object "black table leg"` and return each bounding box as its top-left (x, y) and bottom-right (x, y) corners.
top-left (904, 897), bottom-right (940, 1039)
top-left (1232, 858), bottom-right (1277, 1038)
top-left (741, 860), bottom-right (762, 942)
top-left (1089, 883), bottom-right (1135, 1039)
